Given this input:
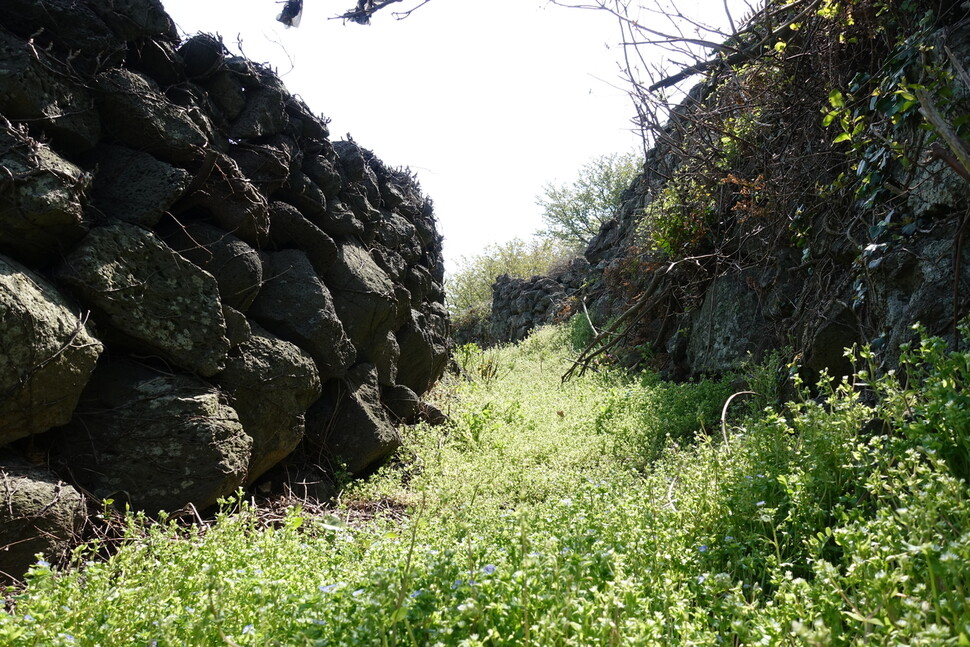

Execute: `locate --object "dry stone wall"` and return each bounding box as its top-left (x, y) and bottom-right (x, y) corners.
top-left (0, 0), bottom-right (449, 580)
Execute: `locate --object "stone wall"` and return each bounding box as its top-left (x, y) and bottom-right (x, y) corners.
top-left (0, 0), bottom-right (449, 580)
top-left (489, 257), bottom-right (588, 343)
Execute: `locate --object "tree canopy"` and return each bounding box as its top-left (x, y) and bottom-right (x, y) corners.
top-left (535, 152), bottom-right (641, 249)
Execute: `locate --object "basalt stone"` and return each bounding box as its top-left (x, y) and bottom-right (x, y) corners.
top-left (88, 0), bottom-right (177, 43)
top-left (51, 359), bottom-right (250, 513)
top-left (222, 305), bottom-right (252, 349)
top-left (54, 222), bottom-right (230, 377)
top-left (302, 153), bottom-right (343, 198)
top-left (178, 153), bottom-right (271, 245)
top-left (0, 0), bottom-right (122, 74)
top-left (128, 38), bottom-right (183, 87)
top-left (325, 242), bottom-right (405, 353)
top-left (248, 249), bottom-right (356, 379)
top-left (305, 364), bottom-right (400, 477)
top-left (203, 69), bottom-right (247, 121)
top-left (0, 121), bottom-right (90, 266)
top-left (230, 85), bottom-right (288, 140)
top-left (229, 138), bottom-right (294, 190)
top-left (161, 221), bottom-right (262, 312)
top-left (396, 309), bottom-right (449, 395)
top-left (216, 323), bottom-right (321, 484)
top-left (0, 255), bottom-right (102, 445)
top-left (321, 199), bottom-right (364, 237)
top-left (285, 95), bottom-right (330, 141)
top-left (278, 170), bottom-right (330, 224)
top-left (266, 201), bottom-right (338, 274)
top-left (380, 383), bottom-right (420, 422)
top-left (0, 457), bottom-right (87, 583)
top-left (178, 33), bottom-right (226, 80)
top-left (0, 28), bottom-right (102, 152)
top-left (89, 145), bottom-right (190, 227)
top-left (96, 68), bottom-right (207, 164)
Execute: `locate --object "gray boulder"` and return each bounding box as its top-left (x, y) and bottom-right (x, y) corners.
top-left (55, 222), bottom-right (229, 377)
top-left (0, 29), bottom-right (102, 152)
top-left (267, 201), bottom-right (339, 274)
top-left (230, 86), bottom-right (288, 140)
top-left (0, 121), bottom-right (90, 266)
top-left (396, 309), bottom-right (450, 395)
top-left (217, 324), bottom-right (322, 485)
top-left (305, 364), bottom-right (400, 477)
top-left (0, 457), bottom-right (87, 582)
top-left (179, 153), bottom-right (271, 245)
top-left (326, 242), bottom-right (406, 352)
top-left (95, 68), bottom-right (207, 163)
top-left (0, 255), bottom-right (102, 445)
top-left (161, 221), bottom-right (262, 312)
top-left (52, 359), bottom-right (251, 513)
top-left (249, 249), bottom-right (356, 378)
top-left (89, 145), bottom-right (190, 227)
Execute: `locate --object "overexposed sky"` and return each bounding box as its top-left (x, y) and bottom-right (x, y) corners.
top-left (159, 0), bottom-right (748, 269)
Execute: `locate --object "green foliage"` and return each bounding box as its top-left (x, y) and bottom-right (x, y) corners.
top-left (535, 152), bottom-right (641, 249)
top-left (5, 323), bottom-right (970, 646)
top-left (636, 170), bottom-right (719, 257)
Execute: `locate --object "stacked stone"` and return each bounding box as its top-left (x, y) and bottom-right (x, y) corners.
top-left (0, 0), bottom-right (449, 579)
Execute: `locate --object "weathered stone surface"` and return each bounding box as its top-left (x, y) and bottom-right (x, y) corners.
top-left (222, 305), bottom-right (252, 349)
top-left (52, 359), bottom-right (251, 513)
top-left (178, 33), bottom-right (226, 80)
top-left (305, 364), bottom-right (400, 477)
top-left (0, 122), bottom-right (90, 266)
top-left (267, 201), bottom-right (338, 274)
top-left (278, 171), bottom-right (331, 224)
top-left (229, 138), bottom-right (293, 190)
top-left (89, 145), bottom-right (190, 227)
top-left (0, 29), bottom-right (102, 152)
top-left (203, 69), bottom-right (247, 121)
top-left (0, 1), bottom-right (122, 75)
top-left (381, 383), bottom-right (420, 422)
top-left (248, 249), bottom-right (356, 378)
top-left (177, 153), bottom-right (271, 245)
top-left (326, 242), bottom-right (405, 353)
top-left (372, 330), bottom-right (400, 386)
top-left (0, 457), bottom-right (86, 582)
top-left (0, 256), bottom-right (102, 444)
top-left (55, 222), bottom-right (229, 376)
top-left (868, 223), bottom-right (970, 365)
top-left (161, 221), bottom-right (262, 312)
top-left (96, 68), bottom-right (207, 163)
top-left (127, 38), bottom-right (183, 87)
top-left (230, 86), bottom-right (287, 140)
top-left (217, 323), bottom-right (321, 484)
top-left (303, 152), bottom-right (343, 198)
top-left (396, 309), bottom-right (449, 395)
top-left (490, 273), bottom-right (569, 344)
top-left (687, 271), bottom-right (770, 375)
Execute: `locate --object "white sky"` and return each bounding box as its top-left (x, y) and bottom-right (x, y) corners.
top-left (159, 0), bottom-right (748, 269)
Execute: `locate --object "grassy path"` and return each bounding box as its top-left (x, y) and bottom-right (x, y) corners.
top-left (3, 324), bottom-right (969, 646)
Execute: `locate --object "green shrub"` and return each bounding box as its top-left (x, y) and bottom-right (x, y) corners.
top-left (5, 323), bottom-right (969, 646)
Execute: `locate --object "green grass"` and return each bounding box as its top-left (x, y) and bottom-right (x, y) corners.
top-left (3, 322), bottom-right (970, 646)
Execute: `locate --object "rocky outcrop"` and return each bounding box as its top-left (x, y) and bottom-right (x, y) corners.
top-left (0, 0), bottom-right (449, 577)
